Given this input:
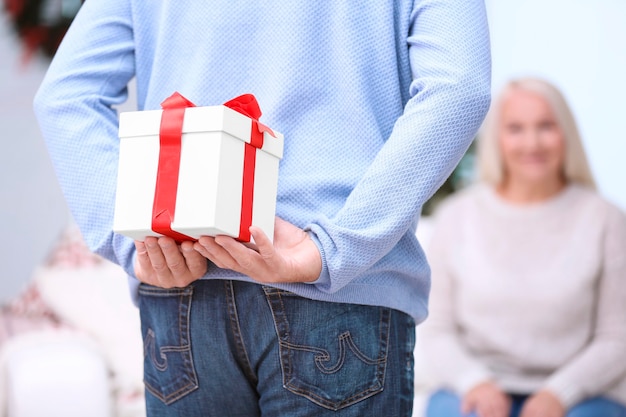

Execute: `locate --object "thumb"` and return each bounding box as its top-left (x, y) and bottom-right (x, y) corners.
top-left (250, 226), bottom-right (274, 258)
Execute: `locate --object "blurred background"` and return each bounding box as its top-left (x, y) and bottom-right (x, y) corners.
top-left (0, 1), bottom-right (624, 416)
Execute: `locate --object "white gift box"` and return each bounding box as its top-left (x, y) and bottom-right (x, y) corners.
top-left (113, 95), bottom-right (284, 243)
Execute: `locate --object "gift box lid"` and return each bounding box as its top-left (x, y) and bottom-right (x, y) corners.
top-left (119, 105), bottom-right (283, 159)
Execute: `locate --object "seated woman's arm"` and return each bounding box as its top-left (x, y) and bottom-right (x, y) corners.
top-left (542, 204), bottom-right (626, 408)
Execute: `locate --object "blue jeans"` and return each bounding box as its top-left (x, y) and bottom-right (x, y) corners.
top-left (138, 280), bottom-right (416, 416)
top-left (426, 389), bottom-right (626, 417)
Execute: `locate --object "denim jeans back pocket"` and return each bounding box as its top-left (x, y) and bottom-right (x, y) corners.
top-left (263, 287), bottom-right (390, 411)
top-left (138, 284), bottom-right (198, 405)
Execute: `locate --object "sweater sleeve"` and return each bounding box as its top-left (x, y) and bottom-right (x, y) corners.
top-left (418, 198), bottom-right (495, 394)
top-left (543, 204), bottom-right (626, 408)
top-left (306, 0), bottom-right (491, 292)
top-left (33, 0), bottom-right (138, 277)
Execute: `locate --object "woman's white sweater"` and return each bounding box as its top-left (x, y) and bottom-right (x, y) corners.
top-left (421, 183), bottom-right (626, 408)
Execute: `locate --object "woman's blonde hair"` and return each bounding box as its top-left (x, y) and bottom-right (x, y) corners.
top-left (477, 77), bottom-right (596, 188)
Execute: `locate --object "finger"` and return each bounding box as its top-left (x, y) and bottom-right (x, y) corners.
top-left (518, 405), bottom-right (530, 417)
top-left (193, 236), bottom-right (213, 258)
top-left (476, 403), bottom-right (494, 417)
top-left (144, 236), bottom-right (171, 281)
top-left (196, 236), bottom-right (239, 269)
top-left (134, 241), bottom-right (154, 283)
top-left (249, 227), bottom-right (284, 281)
top-left (214, 235), bottom-right (258, 271)
top-left (180, 241), bottom-right (207, 278)
top-left (495, 398), bottom-right (511, 417)
top-left (519, 401), bottom-right (536, 417)
top-left (490, 399), bottom-right (506, 417)
top-left (489, 399), bottom-right (508, 417)
top-left (250, 226), bottom-right (275, 261)
top-left (158, 237), bottom-right (191, 279)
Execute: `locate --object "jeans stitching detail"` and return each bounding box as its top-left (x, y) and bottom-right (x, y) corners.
top-left (141, 284), bottom-right (199, 405)
top-left (263, 286), bottom-right (293, 388)
top-left (139, 286), bottom-right (193, 297)
top-left (279, 341), bottom-right (338, 374)
top-left (264, 287), bottom-right (390, 411)
top-left (280, 332), bottom-right (385, 375)
top-left (344, 331), bottom-right (387, 365)
top-left (224, 281), bottom-right (258, 385)
top-left (144, 328), bottom-right (192, 372)
top-left (286, 382), bottom-right (385, 411)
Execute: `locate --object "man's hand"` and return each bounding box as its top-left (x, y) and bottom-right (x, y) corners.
top-left (519, 390), bottom-right (565, 417)
top-left (194, 217), bottom-right (322, 284)
top-left (134, 236), bottom-right (208, 288)
top-left (461, 381), bottom-right (512, 417)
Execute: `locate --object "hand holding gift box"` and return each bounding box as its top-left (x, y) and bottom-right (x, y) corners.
top-left (113, 93), bottom-right (284, 244)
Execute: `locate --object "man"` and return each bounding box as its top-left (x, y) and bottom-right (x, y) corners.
top-left (34, 1), bottom-right (491, 415)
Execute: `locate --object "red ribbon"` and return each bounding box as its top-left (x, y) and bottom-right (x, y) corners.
top-left (223, 94), bottom-right (275, 241)
top-left (151, 92), bottom-right (195, 243)
top-left (151, 92), bottom-right (274, 243)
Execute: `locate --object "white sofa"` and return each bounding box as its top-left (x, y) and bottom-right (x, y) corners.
top-left (1, 331), bottom-right (113, 417)
top-left (0, 259), bottom-right (145, 417)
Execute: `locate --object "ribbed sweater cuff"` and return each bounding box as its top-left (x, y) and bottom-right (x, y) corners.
top-left (543, 378), bottom-right (584, 409)
top-left (305, 230), bottom-right (331, 290)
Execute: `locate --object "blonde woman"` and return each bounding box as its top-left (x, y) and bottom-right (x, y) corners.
top-left (421, 78), bottom-right (626, 417)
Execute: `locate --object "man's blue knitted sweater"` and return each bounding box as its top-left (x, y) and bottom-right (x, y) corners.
top-left (34, 0), bottom-right (491, 322)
